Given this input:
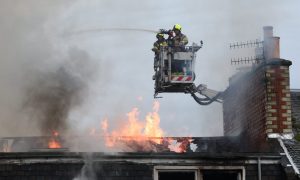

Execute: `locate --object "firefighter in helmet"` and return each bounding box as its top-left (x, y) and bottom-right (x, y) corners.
top-left (152, 33), bottom-right (167, 54)
top-left (172, 24), bottom-right (188, 51)
top-left (152, 33), bottom-right (167, 70)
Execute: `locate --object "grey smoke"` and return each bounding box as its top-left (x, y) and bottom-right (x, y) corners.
top-left (23, 48), bottom-right (95, 135)
top-left (0, 0), bottom-right (75, 137)
top-left (0, 0), bottom-right (107, 137)
top-left (0, 0), bottom-right (299, 139)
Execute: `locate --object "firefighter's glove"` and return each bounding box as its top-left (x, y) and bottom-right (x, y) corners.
top-left (168, 30), bottom-right (175, 37)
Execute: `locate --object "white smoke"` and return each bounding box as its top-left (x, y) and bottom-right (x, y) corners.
top-left (72, 154), bottom-right (97, 180)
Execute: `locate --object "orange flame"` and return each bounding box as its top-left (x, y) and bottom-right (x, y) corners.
top-left (89, 101), bottom-right (191, 153)
top-left (48, 130), bottom-right (62, 149)
top-left (48, 139), bottom-right (62, 149)
top-left (144, 101), bottom-right (163, 143)
top-left (101, 101), bottom-right (165, 148)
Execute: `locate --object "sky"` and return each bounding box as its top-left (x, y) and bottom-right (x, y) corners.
top-left (0, 0), bottom-right (299, 137)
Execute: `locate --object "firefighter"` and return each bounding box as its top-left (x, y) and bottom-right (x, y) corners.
top-left (152, 33), bottom-right (167, 71)
top-left (172, 24), bottom-right (188, 51)
top-left (152, 33), bottom-right (167, 54)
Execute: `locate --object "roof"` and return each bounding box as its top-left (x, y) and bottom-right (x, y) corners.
top-left (283, 89), bottom-right (300, 176)
top-left (282, 139), bottom-right (300, 175)
top-left (291, 90), bottom-right (300, 135)
top-left (291, 90), bottom-right (300, 119)
top-left (0, 136), bottom-right (282, 156)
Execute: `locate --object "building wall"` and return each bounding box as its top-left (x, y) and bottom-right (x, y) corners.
top-left (0, 163), bottom-right (83, 179)
top-left (0, 160), bottom-right (287, 180)
top-left (246, 164), bottom-right (288, 180)
top-left (223, 63), bottom-right (267, 145)
top-left (223, 59), bottom-right (292, 146)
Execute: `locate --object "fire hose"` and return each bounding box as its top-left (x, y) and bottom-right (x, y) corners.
top-left (187, 84), bottom-right (223, 105)
top-left (191, 92), bottom-right (222, 106)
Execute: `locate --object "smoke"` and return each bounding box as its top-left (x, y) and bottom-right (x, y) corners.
top-left (0, 0), bottom-right (299, 139)
top-left (0, 0), bottom-right (107, 137)
top-left (0, 1), bottom-right (66, 136)
top-left (73, 154), bottom-right (98, 180)
top-left (22, 48), bottom-right (98, 135)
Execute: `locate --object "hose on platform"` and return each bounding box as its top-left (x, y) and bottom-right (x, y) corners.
top-left (191, 92), bottom-right (222, 106)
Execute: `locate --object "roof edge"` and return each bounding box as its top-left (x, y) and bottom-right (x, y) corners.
top-left (278, 138), bottom-right (300, 175)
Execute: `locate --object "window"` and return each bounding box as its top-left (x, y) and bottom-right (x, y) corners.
top-left (154, 166), bottom-right (199, 180)
top-left (159, 171), bottom-right (195, 180)
top-left (154, 166), bottom-right (245, 180)
top-left (202, 169), bottom-right (242, 180)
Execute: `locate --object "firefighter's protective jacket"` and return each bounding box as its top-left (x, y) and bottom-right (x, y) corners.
top-left (152, 40), bottom-right (168, 54)
top-left (173, 33), bottom-right (188, 47)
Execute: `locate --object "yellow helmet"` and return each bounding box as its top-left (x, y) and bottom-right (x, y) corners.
top-left (156, 33), bottom-right (164, 38)
top-left (173, 24), bottom-right (182, 31)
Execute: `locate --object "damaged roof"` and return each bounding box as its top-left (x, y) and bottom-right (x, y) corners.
top-left (0, 136), bottom-right (283, 156)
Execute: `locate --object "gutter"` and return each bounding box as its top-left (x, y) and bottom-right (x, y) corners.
top-left (278, 138), bottom-right (300, 175)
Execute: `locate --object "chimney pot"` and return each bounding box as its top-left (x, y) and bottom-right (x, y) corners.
top-left (263, 26), bottom-right (273, 39)
top-left (263, 26), bottom-right (280, 59)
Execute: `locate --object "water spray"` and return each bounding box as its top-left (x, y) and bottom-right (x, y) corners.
top-left (66, 27), bottom-right (159, 37)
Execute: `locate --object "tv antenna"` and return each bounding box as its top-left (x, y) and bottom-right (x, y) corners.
top-left (230, 39), bottom-right (265, 66)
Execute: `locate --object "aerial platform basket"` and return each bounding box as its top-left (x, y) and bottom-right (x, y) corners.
top-left (153, 43), bottom-right (202, 98)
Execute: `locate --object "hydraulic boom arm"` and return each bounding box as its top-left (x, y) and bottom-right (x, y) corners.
top-left (188, 84), bottom-right (223, 105)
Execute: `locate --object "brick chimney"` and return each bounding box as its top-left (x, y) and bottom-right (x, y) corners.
top-left (223, 27), bottom-right (293, 147)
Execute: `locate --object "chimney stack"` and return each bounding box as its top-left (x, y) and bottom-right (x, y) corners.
top-left (223, 26), bottom-right (293, 147)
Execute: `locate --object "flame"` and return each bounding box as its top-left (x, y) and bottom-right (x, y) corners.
top-left (101, 118), bottom-right (108, 131)
top-left (123, 108), bottom-right (144, 136)
top-left (168, 137), bottom-right (192, 153)
top-left (1, 140), bottom-right (11, 152)
top-left (48, 139), bottom-right (62, 149)
top-left (48, 130), bottom-right (62, 149)
top-left (89, 101), bottom-right (191, 153)
top-left (144, 101), bottom-right (163, 143)
top-left (100, 101), bottom-right (165, 148)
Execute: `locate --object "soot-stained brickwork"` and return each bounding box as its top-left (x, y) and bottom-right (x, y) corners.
top-left (223, 59), bottom-right (292, 147)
